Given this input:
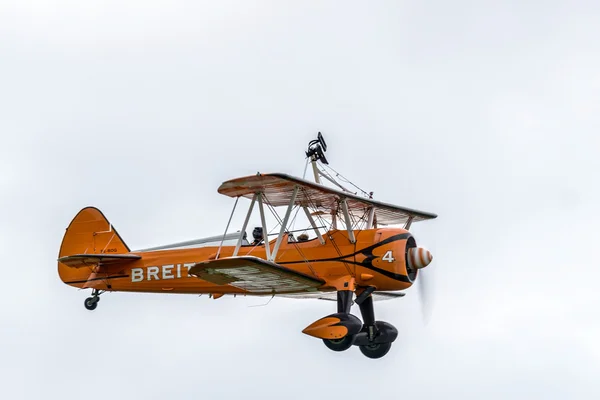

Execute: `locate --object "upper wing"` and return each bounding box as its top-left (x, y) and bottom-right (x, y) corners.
top-left (188, 256), bottom-right (325, 294)
top-left (217, 173), bottom-right (437, 225)
top-left (58, 254), bottom-right (141, 269)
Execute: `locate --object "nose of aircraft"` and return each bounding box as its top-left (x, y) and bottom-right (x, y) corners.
top-left (407, 247), bottom-right (433, 270)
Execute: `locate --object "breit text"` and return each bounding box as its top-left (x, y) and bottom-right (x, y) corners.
top-left (131, 263), bottom-right (196, 282)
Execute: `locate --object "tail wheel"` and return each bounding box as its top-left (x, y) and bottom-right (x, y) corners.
top-left (323, 336), bottom-right (354, 352)
top-left (359, 342), bottom-right (392, 359)
top-left (84, 297), bottom-right (98, 311)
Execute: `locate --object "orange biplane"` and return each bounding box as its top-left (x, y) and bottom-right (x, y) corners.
top-left (57, 133), bottom-right (437, 359)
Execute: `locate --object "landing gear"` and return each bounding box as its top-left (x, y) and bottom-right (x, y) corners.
top-left (84, 297), bottom-right (98, 310)
top-left (320, 290), bottom-right (359, 353)
top-left (314, 287), bottom-right (398, 359)
top-left (323, 336), bottom-right (354, 352)
top-left (359, 342), bottom-right (392, 359)
top-left (84, 289), bottom-right (103, 311)
top-left (353, 288), bottom-right (398, 359)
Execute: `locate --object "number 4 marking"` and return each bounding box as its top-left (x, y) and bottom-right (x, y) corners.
top-left (382, 250), bottom-right (395, 263)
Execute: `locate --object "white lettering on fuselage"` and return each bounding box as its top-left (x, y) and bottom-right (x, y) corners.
top-left (147, 266), bottom-right (159, 280)
top-left (162, 265), bottom-right (174, 279)
top-left (131, 263), bottom-right (195, 282)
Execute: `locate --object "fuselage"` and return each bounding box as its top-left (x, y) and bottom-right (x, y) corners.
top-left (58, 228), bottom-right (417, 295)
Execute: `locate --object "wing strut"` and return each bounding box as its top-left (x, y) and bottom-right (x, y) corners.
top-left (366, 206), bottom-right (376, 229)
top-left (257, 192), bottom-right (270, 260)
top-left (303, 205), bottom-right (325, 244)
top-left (270, 185), bottom-right (298, 261)
top-left (233, 193), bottom-right (257, 256)
top-left (340, 198), bottom-right (356, 243)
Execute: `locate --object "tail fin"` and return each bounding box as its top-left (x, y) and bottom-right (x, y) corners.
top-left (58, 206), bottom-right (130, 258)
top-left (58, 207), bottom-right (132, 287)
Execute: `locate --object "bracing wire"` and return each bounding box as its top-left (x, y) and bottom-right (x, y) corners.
top-left (288, 201), bottom-right (303, 236)
top-left (261, 191), bottom-right (322, 276)
top-left (352, 208), bottom-right (370, 230)
top-left (320, 162), bottom-right (371, 198)
top-left (301, 189), bottom-right (353, 275)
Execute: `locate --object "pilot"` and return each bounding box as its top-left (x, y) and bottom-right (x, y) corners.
top-left (251, 227), bottom-right (263, 246)
top-left (297, 233), bottom-right (309, 242)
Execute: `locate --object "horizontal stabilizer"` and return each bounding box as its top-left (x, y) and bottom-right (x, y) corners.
top-left (188, 256), bottom-right (325, 294)
top-left (58, 254), bottom-right (141, 269)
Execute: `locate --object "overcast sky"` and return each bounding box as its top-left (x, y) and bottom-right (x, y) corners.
top-left (1, 1), bottom-right (599, 399)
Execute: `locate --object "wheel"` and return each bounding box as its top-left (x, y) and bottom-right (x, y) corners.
top-left (323, 336), bottom-right (354, 352)
top-left (359, 341), bottom-right (392, 359)
top-left (84, 297), bottom-right (98, 311)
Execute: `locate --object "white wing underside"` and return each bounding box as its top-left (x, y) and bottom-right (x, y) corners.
top-left (277, 291), bottom-right (405, 302)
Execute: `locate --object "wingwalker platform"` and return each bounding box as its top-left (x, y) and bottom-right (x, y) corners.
top-left (57, 132), bottom-right (437, 359)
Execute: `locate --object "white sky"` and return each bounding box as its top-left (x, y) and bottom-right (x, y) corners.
top-left (1, 1), bottom-right (599, 399)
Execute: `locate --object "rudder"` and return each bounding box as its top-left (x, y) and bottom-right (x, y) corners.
top-left (58, 207), bottom-right (131, 287)
top-left (58, 206), bottom-right (130, 258)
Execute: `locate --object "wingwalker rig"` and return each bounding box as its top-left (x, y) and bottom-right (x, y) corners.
top-left (57, 132), bottom-right (437, 359)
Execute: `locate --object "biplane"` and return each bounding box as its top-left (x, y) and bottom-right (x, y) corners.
top-left (57, 133), bottom-right (437, 359)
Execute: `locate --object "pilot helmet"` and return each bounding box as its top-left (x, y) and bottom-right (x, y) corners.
top-left (252, 227), bottom-right (263, 241)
